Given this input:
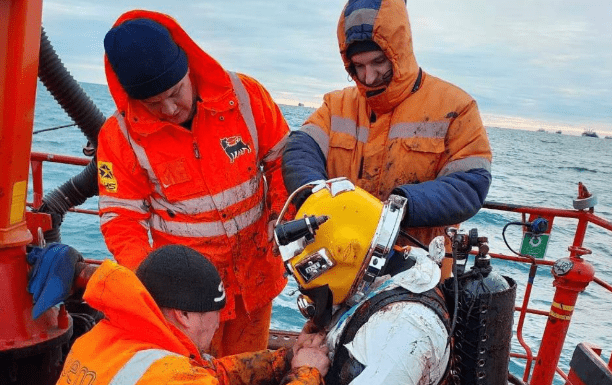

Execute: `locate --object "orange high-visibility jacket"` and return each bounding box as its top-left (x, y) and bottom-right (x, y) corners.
top-left (97, 11), bottom-right (288, 321)
top-left (282, 0), bottom-right (492, 248)
top-left (56, 260), bottom-right (323, 385)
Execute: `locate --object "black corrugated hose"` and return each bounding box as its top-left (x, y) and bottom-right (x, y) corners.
top-left (36, 26), bottom-right (106, 242)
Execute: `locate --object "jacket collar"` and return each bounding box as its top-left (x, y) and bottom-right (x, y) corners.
top-left (83, 260), bottom-right (207, 365)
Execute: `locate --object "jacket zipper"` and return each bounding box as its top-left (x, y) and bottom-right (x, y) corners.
top-left (193, 140), bottom-right (201, 159)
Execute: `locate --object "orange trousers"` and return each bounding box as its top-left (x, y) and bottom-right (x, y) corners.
top-left (210, 296), bottom-right (272, 357)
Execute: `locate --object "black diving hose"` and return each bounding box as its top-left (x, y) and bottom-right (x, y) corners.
top-left (36, 26), bottom-right (106, 242)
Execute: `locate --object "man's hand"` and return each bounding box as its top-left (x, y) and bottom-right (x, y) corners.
top-left (267, 219), bottom-right (281, 257)
top-left (267, 219), bottom-right (276, 242)
top-left (291, 334), bottom-right (330, 376)
top-left (292, 320), bottom-right (321, 354)
top-left (291, 321), bottom-right (330, 376)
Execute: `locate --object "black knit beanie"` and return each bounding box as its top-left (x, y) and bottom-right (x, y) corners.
top-left (136, 245), bottom-right (226, 312)
top-left (104, 18), bottom-right (188, 100)
top-left (346, 40), bottom-right (382, 59)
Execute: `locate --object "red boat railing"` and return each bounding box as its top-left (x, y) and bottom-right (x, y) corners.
top-left (27, 153), bottom-right (612, 385)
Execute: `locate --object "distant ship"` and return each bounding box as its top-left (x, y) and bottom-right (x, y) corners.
top-left (555, 130), bottom-right (562, 134)
top-left (537, 128), bottom-right (546, 132)
top-left (298, 102), bottom-right (304, 107)
top-left (582, 130), bottom-right (599, 138)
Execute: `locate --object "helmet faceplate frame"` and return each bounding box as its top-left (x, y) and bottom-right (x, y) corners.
top-left (346, 193), bottom-right (407, 306)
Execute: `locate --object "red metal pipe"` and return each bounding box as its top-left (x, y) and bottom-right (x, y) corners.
top-left (0, 0), bottom-right (72, 369)
top-left (530, 253), bottom-right (595, 384)
top-left (517, 263), bottom-right (538, 382)
top-left (0, 0), bottom-right (41, 248)
top-left (1, 0), bottom-right (42, 340)
top-left (31, 160), bottom-right (44, 208)
top-left (30, 151), bottom-right (91, 166)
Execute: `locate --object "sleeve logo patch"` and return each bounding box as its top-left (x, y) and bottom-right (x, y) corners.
top-left (98, 161), bottom-right (118, 193)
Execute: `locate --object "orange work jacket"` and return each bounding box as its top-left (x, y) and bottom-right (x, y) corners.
top-left (284, 0), bottom-right (492, 252)
top-left (56, 260), bottom-right (323, 385)
top-left (97, 10), bottom-right (288, 321)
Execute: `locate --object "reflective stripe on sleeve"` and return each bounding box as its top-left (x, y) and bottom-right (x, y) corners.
top-left (388, 121), bottom-right (449, 140)
top-left (100, 212), bottom-right (119, 226)
top-left (99, 196), bottom-right (149, 214)
top-left (331, 116), bottom-right (369, 143)
top-left (300, 123), bottom-right (330, 158)
top-left (109, 349), bottom-right (180, 385)
top-left (262, 132), bottom-right (289, 163)
top-left (100, 212), bottom-right (150, 232)
top-left (150, 201), bottom-right (264, 238)
top-left (438, 156), bottom-right (492, 177)
top-left (228, 71), bottom-right (258, 158)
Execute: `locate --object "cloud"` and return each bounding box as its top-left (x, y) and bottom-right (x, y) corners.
top-left (39, 0), bottom-right (611, 131)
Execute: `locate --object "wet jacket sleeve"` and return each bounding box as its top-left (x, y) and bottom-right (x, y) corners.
top-left (97, 115), bottom-right (153, 270)
top-left (392, 100), bottom-right (492, 227)
top-left (282, 131), bottom-right (328, 194)
top-left (239, 74), bottom-right (292, 218)
top-left (392, 169), bottom-right (491, 227)
top-left (138, 349), bottom-right (321, 385)
top-left (281, 99), bottom-right (331, 205)
top-left (213, 348), bottom-right (324, 385)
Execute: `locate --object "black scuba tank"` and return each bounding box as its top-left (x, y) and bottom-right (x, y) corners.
top-left (444, 230), bottom-right (517, 385)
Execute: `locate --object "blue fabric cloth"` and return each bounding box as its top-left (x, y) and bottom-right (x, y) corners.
top-left (27, 243), bottom-right (83, 319)
top-left (282, 130), bottom-right (491, 226)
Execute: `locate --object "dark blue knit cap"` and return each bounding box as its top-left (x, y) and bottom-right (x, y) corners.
top-left (104, 18), bottom-right (188, 100)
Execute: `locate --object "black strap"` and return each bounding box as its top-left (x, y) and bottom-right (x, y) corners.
top-left (411, 67), bottom-right (423, 93)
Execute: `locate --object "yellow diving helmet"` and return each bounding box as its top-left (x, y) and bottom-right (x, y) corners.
top-left (274, 178), bottom-right (407, 321)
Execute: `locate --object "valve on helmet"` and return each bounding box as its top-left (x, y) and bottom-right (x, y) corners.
top-left (297, 295), bottom-right (316, 318)
top-left (274, 215), bottom-right (329, 246)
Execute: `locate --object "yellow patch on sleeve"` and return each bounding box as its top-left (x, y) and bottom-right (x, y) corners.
top-left (98, 161), bottom-right (118, 193)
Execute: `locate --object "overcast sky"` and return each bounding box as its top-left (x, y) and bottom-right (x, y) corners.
top-left (41, 0), bottom-right (611, 134)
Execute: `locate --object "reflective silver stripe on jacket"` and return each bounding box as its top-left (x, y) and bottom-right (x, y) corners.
top-left (331, 116), bottom-right (369, 143)
top-left (109, 349), bottom-right (180, 385)
top-left (114, 112), bottom-right (164, 196)
top-left (150, 201), bottom-right (264, 238)
top-left (300, 123), bottom-right (330, 158)
top-left (99, 196), bottom-right (149, 214)
top-left (438, 156), bottom-right (492, 177)
top-left (263, 132), bottom-right (289, 163)
top-left (228, 71), bottom-right (258, 158)
top-left (100, 212), bottom-right (150, 232)
top-left (388, 121), bottom-right (450, 140)
top-left (149, 173), bottom-right (262, 215)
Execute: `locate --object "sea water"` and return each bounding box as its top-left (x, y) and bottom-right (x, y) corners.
top-left (31, 82), bottom-right (612, 383)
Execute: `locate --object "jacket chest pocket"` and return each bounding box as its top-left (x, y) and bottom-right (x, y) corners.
top-left (384, 137), bottom-right (446, 186)
top-left (327, 132), bottom-right (360, 180)
top-left (152, 156), bottom-right (209, 203)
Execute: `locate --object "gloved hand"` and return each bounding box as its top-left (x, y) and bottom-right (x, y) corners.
top-left (27, 243), bottom-right (84, 319)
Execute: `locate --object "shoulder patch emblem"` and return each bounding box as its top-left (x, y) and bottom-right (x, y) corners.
top-left (220, 136), bottom-right (251, 163)
top-left (98, 161), bottom-right (118, 193)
